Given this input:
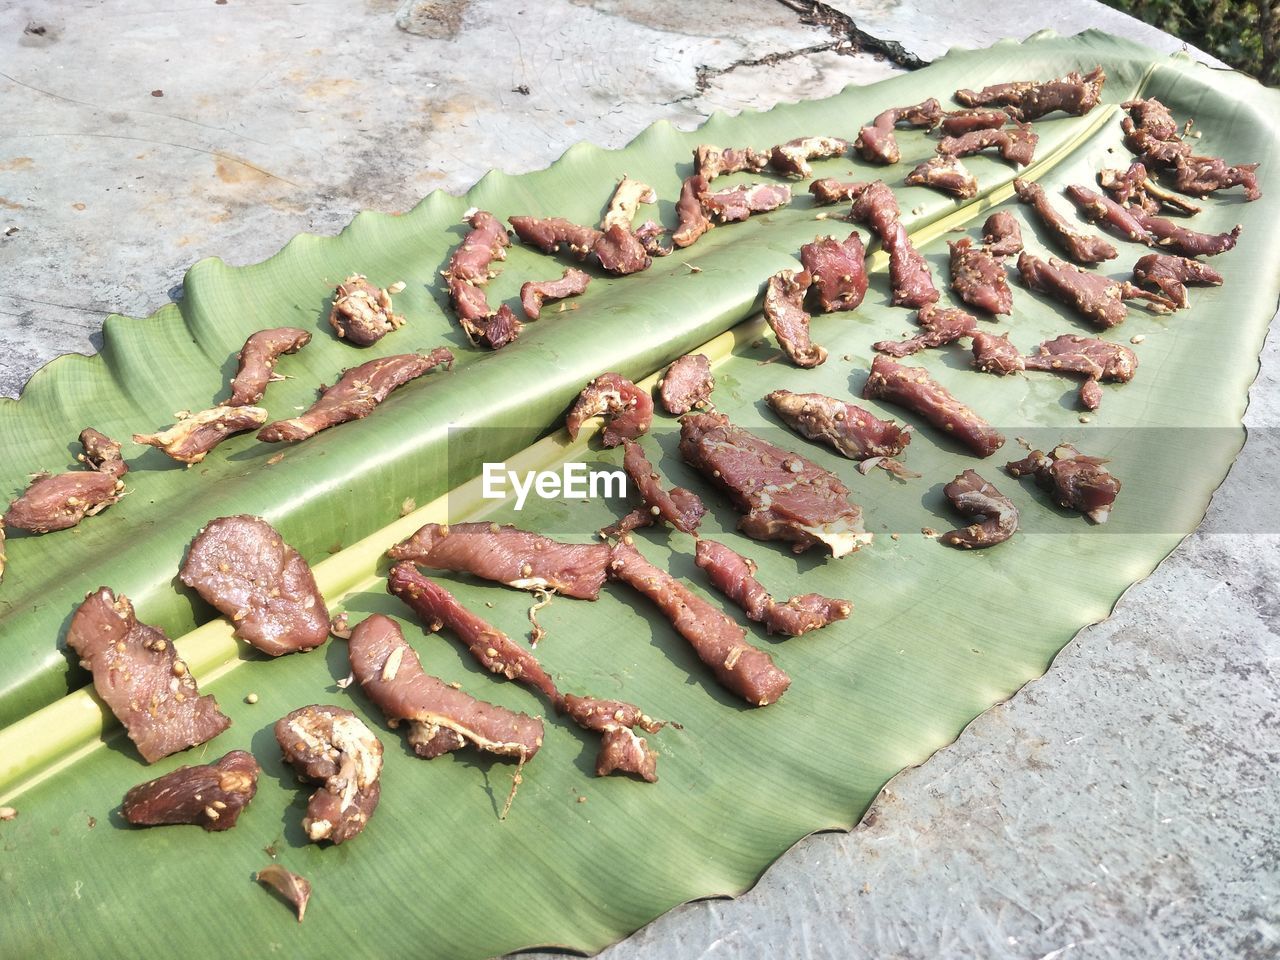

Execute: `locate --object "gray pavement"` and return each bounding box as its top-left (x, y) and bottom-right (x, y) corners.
top-left (2, 1), bottom-right (1276, 957)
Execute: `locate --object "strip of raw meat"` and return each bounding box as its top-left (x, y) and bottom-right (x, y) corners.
top-left (770, 136), bottom-right (850, 178)
top-left (1125, 206), bottom-right (1240, 258)
top-left (905, 155), bottom-right (978, 199)
top-left (445, 210), bottom-right (510, 284)
top-left (602, 177), bottom-right (656, 231)
top-left (808, 179), bottom-right (870, 206)
top-left (276, 704), bottom-right (382, 845)
top-left (949, 237), bottom-right (1012, 314)
top-left (694, 144), bottom-right (770, 181)
top-left (694, 538), bottom-right (850, 637)
top-left (5, 429), bottom-right (128, 533)
top-left (78, 427), bottom-right (127, 475)
top-left (1121, 98), bottom-right (1181, 142)
top-left (387, 563), bottom-right (560, 702)
top-left (873, 302), bottom-right (978, 357)
top-left (1006, 442), bottom-right (1121, 523)
top-left (180, 515), bottom-right (329, 656)
top-left (561, 694), bottom-right (665, 781)
top-left (673, 174), bottom-right (712, 248)
top-left (849, 181), bottom-right (939, 308)
top-left (134, 405), bottom-right (267, 464)
top-left (1131, 253), bottom-right (1223, 309)
top-left (1013, 179), bottom-right (1117, 264)
top-left (1063, 183), bottom-right (1152, 245)
top-left (122, 751), bottom-right (259, 831)
top-left (679, 411), bottom-right (870, 556)
top-left (1098, 162), bottom-right (1201, 216)
top-left (66, 587), bottom-right (231, 763)
top-left (564, 372), bottom-right (653, 447)
top-left (855, 98), bottom-right (943, 164)
top-left (971, 331), bottom-right (1025, 375)
top-left (940, 109), bottom-right (1010, 136)
top-left (800, 231), bottom-right (868, 312)
top-left (982, 211), bottom-right (1023, 257)
top-left (937, 122), bottom-right (1038, 166)
top-left (763, 269), bottom-right (824, 368)
top-left (659, 353), bottom-right (714, 415)
top-left (618, 439), bottom-right (705, 534)
top-left (328, 275), bottom-right (406, 346)
top-left (508, 215), bottom-right (601, 258)
top-left (226, 328), bottom-right (312, 407)
top-left (258, 350), bottom-right (453, 443)
top-left (765, 389), bottom-right (912, 476)
top-left (1171, 154), bottom-right (1261, 202)
top-left (349, 613), bottom-right (543, 761)
top-left (388, 522), bottom-right (611, 600)
top-left (702, 183), bottom-right (792, 224)
top-left (520, 268), bottom-right (591, 320)
top-left (862, 354), bottom-right (1005, 457)
top-left (940, 470), bottom-right (1018, 548)
top-left (955, 67), bottom-right (1105, 120)
top-left (607, 541), bottom-right (790, 706)
top-left (592, 223), bottom-right (653, 275)
top-left (1023, 334), bottom-right (1137, 381)
top-left (1017, 252), bottom-right (1174, 327)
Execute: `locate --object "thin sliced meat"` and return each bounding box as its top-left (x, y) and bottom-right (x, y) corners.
top-left (800, 231), bottom-right (868, 312)
top-left (808, 179), bottom-right (870, 206)
top-left (134, 405), bottom-right (267, 464)
top-left (1131, 253), bottom-right (1223, 309)
top-left (949, 237), bottom-right (1012, 315)
top-left (561, 693), bottom-right (665, 782)
top-left (673, 174), bottom-right (712, 248)
top-left (940, 109), bottom-right (1010, 136)
top-left (862, 355), bottom-right (1005, 457)
top-left (1006, 442), bottom-right (1121, 523)
top-left (508, 215), bottom-right (601, 258)
top-left (1098, 162), bottom-right (1201, 217)
top-left (769, 136), bottom-right (850, 178)
top-left (905, 156), bottom-right (978, 199)
top-left (937, 122), bottom-right (1037, 166)
top-left (1017, 252), bottom-right (1175, 328)
top-left (618, 439), bottom-right (705, 535)
top-left (1126, 207), bottom-right (1240, 258)
top-left (848, 181), bottom-right (939, 308)
top-left (971, 331), bottom-right (1025, 375)
top-left (1013, 179), bottom-right (1117, 265)
top-left (702, 183), bottom-right (792, 223)
top-left (565, 372), bottom-right (653, 447)
top-left (1063, 184), bottom-right (1153, 245)
top-left (227, 327), bottom-right (312, 407)
top-left (1023, 334), bottom-right (1137, 382)
top-left (940, 470), bottom-right (1018, 548)
top-left (122, 750), bottom-right (259, 831)
top-left (873, 302), bottom-right (978, 357)
top-left (855, 98), bottom-right (942, 164)
top-left (694, 144), bottom-right (770, 180)
top-left (659, 354), bottom-right (714, 415)
top-left (520, 268), bottom-right (591, 320)
top-left (5, 448), bottom-right (127, 534)
top-left (763, 268), bottom-right (824, 368)
top-left (1171, 154), bottom-right (1261, 202)
top-left (982, 211), bottom-right (1023, 257)
top-left (445, 210), bottom-right (510, 284)
top-left (954, 67), bottom-right (1105, 120)
top-left (766, 389), bottom-right (912, 464)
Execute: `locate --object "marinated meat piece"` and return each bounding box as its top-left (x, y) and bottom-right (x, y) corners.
top-left (258, 350), bottom-right (452, 443)
top-left (388, 564), bottom-right (560, 702)
top-left (672, 174), bottom-right (712, 248)
top-left (78, 427), bottom-right (127, 475)
top-left (982, 211), bottom-right (1024, 257)
top-left (1125, 206), bottom-right (1241, 258)
top-left (134, 405), bottom-right (267, 464)
top-left (765, 389), bottom-right (912, 466)
top-left (6, 428), bottom-right (129, 533)
top-left (508, 215), bottom-right (602, 258)
top-left (66, 587), bottom-right (231, 763)
top-left (905, 155), bottom-right (978, 199)
top-left (763, 269), bottom-right (824, 368)
top-left (849, 181), bottom-right (939, 308)
top-left (1017, 252), bottom-right (1174, 328)
top-left (475, 305), bottom-right (523, 350)
top-left (122, 750), bottom-right (259, 831)
top-left (855, 98), bottom-right (943, 164)
top-left (1006, 442), bottom-right (1121, 523)
top-left (349, 614), bottom-right (543, 761)
top-left (1080, 379), bottom-right (1104, 410)
top-left (940, 109), bottom-right (1010, 136)
top-left (561, 693), bottom-right (664, 782)
top-left (447, 273), bottom-right (499, 340)
top-left (634, 219), bottom-right (672, 258)
top-left (275, 704), bottom-right (382, 845)
top-left (618, 439), bottom-right (705, 534)
top-left (679, 411), bottom-right (870, 556)
top-left (257, 865), bottom-right (312, 923)
top-left (862, 355), bottom-right (1005, 457)
top-left (949, 237), bottom-right (1012, 314)
top-left (694, 144), bottom-right (770, 180)
top-left (180, 515), bottom-right (329, 657)
top-left (873, 302), bottom-right (978, 357)
top-left (1121, 98), bottom-right (1180, 142)
top-left (1023, 334), bottom-right (1138, 382)
top-left (443, 210), bottom-right (516, 348)
top-left (1063, 183), bottom-right (1152, 245)
top-left (694, 538), bottom-right (850, 637)
top-left (592, 223), bottom-right (652, 276)
top-left (1013, 179), bottom-right (1117, 264)
top-left (388, 522), bottom-right (611, 600)
top-left (808, 179), bottom-right (870, 206)
top-left (519, 268), bottom-right (591, 321)
top-left (955, 67), bottom-right (1105, 120)
top-left (328, 275), bottom-right (406, 346)
top-left (659, 353), bottom-right (714, 415)
top-left (800, 231), bottom-right (869, 312)
top-left (702, 183), bottom-right (792, 223)
top-left (445, 210), bottom-right (510, 284)
top-left (601, 177), bottom-right (656, 231)
top-left (565, 372), bottom-right (653, 447)
top-left (608, 541), bottom-right (790, 706)
top-left (937, 122), bottom-right (1038, 166)
top-left (1131, 253), bottom-right (1223, 309)
top-left (971, 331), bottom-right (1024, 375)
top-left (1171, 153), bottom-right (1260, 202)
top-left (940, 470), bottom-right (1018, 549)
top-left (227, 327), bottom-right (312, 407)
top-left (1099, 162), bottom-right (1200, 216)
top-left (769, 136), bottom-right (850, 178)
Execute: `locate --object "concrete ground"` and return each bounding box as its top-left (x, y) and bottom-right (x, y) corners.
top-left (2, 1), bottom-right (1276, 957)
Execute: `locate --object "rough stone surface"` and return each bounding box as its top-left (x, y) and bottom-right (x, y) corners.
top-left (2, 1), bottom-right (1277, 958)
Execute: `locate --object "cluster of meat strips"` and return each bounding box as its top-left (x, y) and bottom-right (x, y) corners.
top-left (762, 230), bottom-right (868, 368)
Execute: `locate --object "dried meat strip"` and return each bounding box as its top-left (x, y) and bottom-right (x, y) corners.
top-left (1125, 206), bottom-right (1240, 258)
top-left (849, 181), bottom-right (939, 308)
top-left (561, 693), bottom-right (665, 782)
top-left (855, 98), bottom-right (943, 164)
top-left (971, 331), bottom-right (1024, 375)
top-left (1131, 253), bottom-right (1223, 309)
top-left (328, 275), bottom-right (406, 346)
top-left (616, 439), bottom-right (705, 535)
top-left (180, 515), bottom-right (329, 656)
top-left (276, 704), bottom-right (382, 845)
top-left (982, 211), bottom-right (1023, 257)
top-left (679, 411), bottom-right (870, 556)
top-left (509, 215), bottom-right (651, 276)
top-left (873, 302), bottom-right (978, 358)
top-left (520, 268), bottom-right (591, 320)
top-left (694, 538), bottom-right (850, 637)
top-left (763, 269), bottom-right (824, 369)
top-left (936, 122), bottom-right (1038, 166)
top-left (1098, 162), bottom-right (1200, 217)
top-left (1120, 98), bottom-right (1260, 201)
top-left (1017, 252), bottom-right (1174, 327)
top-left (122, 750), bottom-right (259, 831)
top-left (1063, 183), bottom-right (1152, 245)
top-left (701, 183), bottom-right (792, 224)
top-left (388, 522), bottom-right (611, 600)
top-left (1171, 154), bottom-right (1261, 202)
top-left (6, 429), bottom-right (128, 533)
top-left (1013, 179), bottom-right (1117, 264)
top-left (608, 540), bottom-right (790, 706)
top-left (770, 136), bottom-right (850, 178)
top-left (659, 353), bottom-right (714, 415)
top-left (446, 210), bottom-right (510, 284)
top-left (862, 355), bottom-right (1005, 457)
top-left (565, 372), bottom-right (654, 447)
top-left (955, 67), bottom-right (1105, 120)
top-left (940, 109), bottom-right (1010, 136)
top-left (694, 144), bottom-right (770, 181)
top-left (800, 231), bottom-right (869, 312)
top-left (66, 587), bottom-right (231, 763)
top-left (1006, 442), bottom-right (1121, 523)
top-left (940, 470), bottom-right (1018, 549)
top-left (905, 155), bottom-right (978, 199)
top-left (134, 405), bottom-right (267, 464)
top-left (949, 237), bottom-right (1012, 315)
top-left (226, 327), bottom-right (312, 407)
top-left (765, 389), bottom-right (911, 466)
top-left (808, 179), bottom-right (870, 206)
top-left (1023, 334), bottom-right (1137, 410)
top-left (673, 175), bottom-right (712, 248)
top-left (258, 350), bottom-right (453, 443)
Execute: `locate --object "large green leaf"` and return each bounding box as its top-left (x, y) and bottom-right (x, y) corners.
top-left (1, 30), bottom-right (1277, 960)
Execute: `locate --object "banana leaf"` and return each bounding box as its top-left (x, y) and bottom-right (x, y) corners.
top-left (1, 29), bottom-right (1277, 960)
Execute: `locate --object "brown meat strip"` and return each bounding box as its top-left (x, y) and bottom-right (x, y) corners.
top-left (1098, 162), bottom-right (1200, 216)
top-left (349, 614), bottom-right (543, 761)
top-left (800, 231), bottom-right (869, 312)
top-left (982, 211), bottom-right (1023, 257)
top-left (591, 223), bottom-right (652, 275)
top-left (940, 109), bottom-right (1010, 136)
top-left (1023, 334), bottom-right (1138, 382)
top-left (695, 538), bottom-right (850, 637)
top-left (565, 372), bottom-right (654, 447)
top-left (328, 275), bottom-right (406, 346)
top-left (862, 354), bottom-right (1005, 457)
top-left (763, 269), bottom-right (825, 369)
top-left (873, 302), bottom-right (978, 358)
top-left (618, 439), bottom-right (706, 535)
top-left (766, 389), bottom-right (912, 463)
top-left (122, 750), bottom-right (259, 831)
top-left (855, 98), bottom-right (942, 164)
top-left (275, 704), bottom-right (382, 845)
top-left (5, 429), bottom-right (128, 533)
top-left (608, 541), bottom-right (790, 706)
top-left (808, 179), bottom-right (870, 206)
top-left (937, 122), bottom-right (1038, 166)
top-left (659, 353), bottom-right (714, 415)
top-left (905, 155), bottom-right (978, 199)
top-left (849, 181), bottom-right (939, 308)
top-left (445, 210), bottom-right (510, 284)
top-left (1013, 179), bottom-right (1117, 264)
top-left (1006, 442), bottom-right (1121, 523)
top-left (520, 268), bottom-right (591, 320)
top-left (949, 237), bottom-right (1012, 315)
top-left (1131, 253), bottom-right (1223, 309)
top-left (971, 331), bottom-right (1025, 375)
top-left (1063, 184), bottom-right (1152, 245)
top-left (941, 470), bottom-right (1019, 549)
top-left (66, 587), bottom-right (231, 763)
top-left (134, 405), bottom-right (267, 464)
top-left (179, 515), bottom-right (329, 657)
top-left (258, 349), bottom-right (453, 443)
top-left (672, 174), bottom-right (712, 248)
top-left (694, 144), bottom-right (770, 181)
top-left (508, 215), bottom-right (601, 258)
top-left (954, 67), bottom-right (1105, 120)
top-left (388, 521), bottom-right (611, 600)
top-left (1017, 252), bottom-right (1174, 328)
top-left (1126, 207), bottom-right (1240, 258)
top-left (769, 136), bottom-right (850, 178)
top-left (226, 327), bottom-right (312, 406)
top-left (561, 693), bottom-right (664, 782)
top-left (702, 183), bottom-right (792, 223)
top-left (1171, 154), bottom-right (1261, 202)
